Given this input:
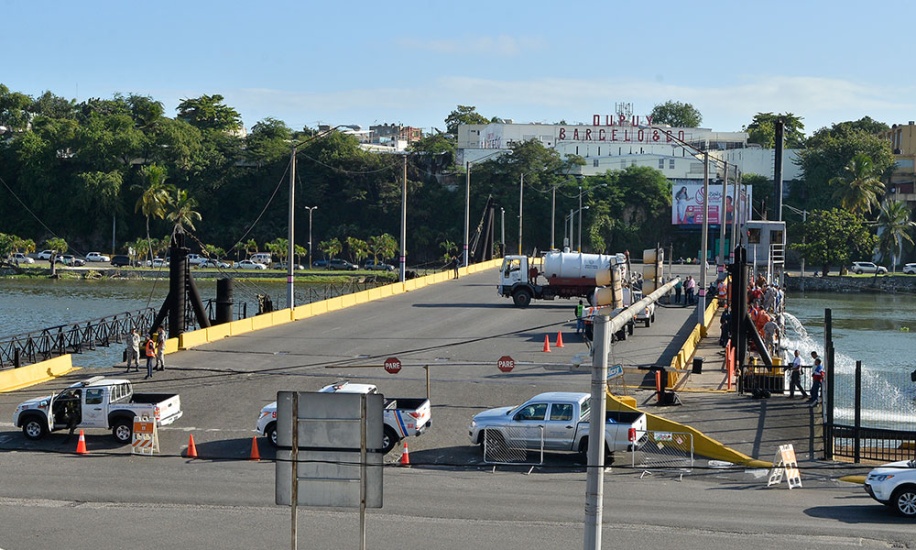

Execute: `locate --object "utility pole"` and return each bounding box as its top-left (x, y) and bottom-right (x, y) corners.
top-left (518, 173), bottom-right (524, 255)
top-left (400, 154), bottom-right (408, 282)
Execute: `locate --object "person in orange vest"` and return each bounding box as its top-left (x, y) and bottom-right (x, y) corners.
top-left (144, 334), bottom-right (156, 379)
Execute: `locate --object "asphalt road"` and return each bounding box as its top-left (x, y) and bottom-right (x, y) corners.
top-left (0, 266), bottom-right (910, 549)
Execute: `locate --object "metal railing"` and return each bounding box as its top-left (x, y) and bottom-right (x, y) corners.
top-left (0, 308), bottom-right (157, 369)
top-left (482, 426), bottom-right (545, 466)
top-left (632, 431), bottom-right (695, 473)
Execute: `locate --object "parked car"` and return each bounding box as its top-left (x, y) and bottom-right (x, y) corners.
top-left (328, 259), bottom-right (358, 271)
top-left (233, 260), bottom-right (267, 270)
top-left (11, 253), bottom-right (35, 264)
top-left (864, 459), bottom-right (916, 517)
top-left (199, 258), bottom-right (230, 268)
top-left (250, 252), bottom-right (273, 266)
top-left (904, 263), bottom-right (916, 275)
top-left (146, 258), bottom-right (169, 268)
top-left (61, 255), bottom-right (86, 267)
top-left (36, 250), bottom-right (55, 261)
top-left (110, 255), bottom-right (133, 267)
top-left (312, 259), bottom-right (329, 268)
top-left (186, 253), bottom-right (207, 266)
top-left (850, 261), bottom-right (887, 275)
top-left (364, 260), bottom-right (395, 271)
top-left (85, 252), bottom-right (111, 262)
top-left (276, 261), bottom-right (305, 270)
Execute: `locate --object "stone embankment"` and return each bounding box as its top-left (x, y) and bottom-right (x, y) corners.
top-left (784, 274), bottom-right (916, 294)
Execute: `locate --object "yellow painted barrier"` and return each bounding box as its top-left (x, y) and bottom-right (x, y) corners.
top-left (250, 313), bottom-right (273, 331)
top-left (207, 323), bottom-right (232, 342)
top-left (0, 355), bottom-right (78, 392)
top-left (607, 392), bottom-right (770, 467)
top-left (180, 328), bottom-right (209, 350)
top-left (230, 317), bottom-right (254, 336)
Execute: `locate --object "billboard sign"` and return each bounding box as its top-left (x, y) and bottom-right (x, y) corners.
top-left (672, 184), bottom-right (751, 226)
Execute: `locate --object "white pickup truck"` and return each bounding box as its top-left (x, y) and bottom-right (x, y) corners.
top-left (468, 392), bottom-right (647, 461)
top-left (13, 376), bottom-right (182, 443)
top-left (256, 381), bottom-right (432, 453)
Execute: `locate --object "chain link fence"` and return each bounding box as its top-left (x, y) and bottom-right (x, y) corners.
top-left (482, 426), bottom-right (544, 466)
top-left (631, 431), bottom-right (694, 473)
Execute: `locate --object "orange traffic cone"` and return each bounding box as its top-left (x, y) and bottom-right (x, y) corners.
top-left (556, 332), bottom-right (565, 348)
top-left (249, 437), bottom-right (261, 462)
top-left (185, 434), bottom-right (198, 459)
top-left (399, 441), bottom-right (411, 467)
top-left (542, 335), bottom-right (552, 353)
top-left (75, 429), bottom-right (89, 455)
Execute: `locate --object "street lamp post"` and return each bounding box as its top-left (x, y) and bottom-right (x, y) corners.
top-left (500, 207), bottom-right (505, 257)
top-left (305, 206), bottom-right (317, 269)
top-left (518, 173), bottom-right (524, 255)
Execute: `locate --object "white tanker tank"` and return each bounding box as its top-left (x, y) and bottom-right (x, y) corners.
top-left (541, 252), bottom-right (626, 286)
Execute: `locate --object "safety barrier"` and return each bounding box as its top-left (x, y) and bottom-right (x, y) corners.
top-left (0, 354), bottom-right (76, 392)
top-left (632, 430), bottom-right (695, 473)
top-left (482, 426), bottom-right (544, 466)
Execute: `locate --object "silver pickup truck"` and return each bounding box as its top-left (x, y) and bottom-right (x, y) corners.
top-left (468, 391), bottom-right (647, 461)
top-left (13, 376), bottom-right (182, 443)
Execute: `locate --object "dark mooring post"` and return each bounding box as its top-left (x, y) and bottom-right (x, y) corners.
top-left (215, 278), bottom-right (234, 325)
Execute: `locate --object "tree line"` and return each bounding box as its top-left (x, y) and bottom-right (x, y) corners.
top-left (1, 86), bottom-right (912, 272)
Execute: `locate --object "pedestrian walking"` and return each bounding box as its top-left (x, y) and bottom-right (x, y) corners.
top-left (125, 328), bottom-right (141, 372)
top-left (155, 326), bottom-right (167, 371)
top-left (144, 334), bottom-right (155, 379)
top-left (718, 307), bottom-right (732, 346)
top-left (451, 256), bottom-right (459, 279)
top-left (788, 350), bottom-right (808, 398)
top-left (763, 316), bottom-right (779, 356)
top-left (806, 358), bottom-right (824, 407)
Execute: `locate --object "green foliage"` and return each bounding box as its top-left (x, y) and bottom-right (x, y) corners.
top-left (445, 105), bottom-right (490, 135)
top-left (876, 201), bottom-right (915, 268)
top-left (346, 236), bottom-right (369, 263)
top-left (650, 101), bottom-right (702, 128)
top-left (791, 209), bottom-right (877, 274)
top-left (368, 234), bottom-right (398, 262)
top-left (792, 121), bottom-right (894, 213)
top-left (829, 153), bottom-right (885, 215)
top-left (319, 238), bottom-right (342, 260)
top-left (744, 113), bottom-right (806, 148)
top-left (176, 94), bottom-right (242, 132)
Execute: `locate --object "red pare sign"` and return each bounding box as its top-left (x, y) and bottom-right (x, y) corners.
top-left (384, 357), bottom-right (402, 374)
top-left (497, 355), bottom-right (515, 373)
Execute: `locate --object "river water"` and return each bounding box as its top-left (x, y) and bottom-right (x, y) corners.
top-left (2, 278), bottom-right (915, 428)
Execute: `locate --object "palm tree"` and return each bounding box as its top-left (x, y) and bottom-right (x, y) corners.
top-left (166, 187), bottom-right (202, 233)
top-left (135, 165), bottom-right (171, 262)
top-left (830, 154), bottom-right (885, 215)
top-left (876, 200), bottom-right (915, 272)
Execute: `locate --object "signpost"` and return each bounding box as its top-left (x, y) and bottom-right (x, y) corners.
top-left (607, 364), bottom-right (624, 380)
top-left (497, 355), bottom-right (515, 373)
top-left (383, 357), bottom-right (402, 374)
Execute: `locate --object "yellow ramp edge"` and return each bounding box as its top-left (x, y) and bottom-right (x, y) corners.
top-left (607, 392), bottom-right (772, 468)
top-left (0, 355), bottom-right (79, 392)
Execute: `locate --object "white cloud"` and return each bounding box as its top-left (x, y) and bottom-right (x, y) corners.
top-left (396, 35), bottom-right (545, 56)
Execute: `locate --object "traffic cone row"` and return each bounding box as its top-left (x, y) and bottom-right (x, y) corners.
top-left (186, 434), bottom-right (198, 459)
top-left (556, 332), bottom-right (564, 348)
top-left (542, 335), bottom-right (551, 352)
top-left (250, 437), bottom-right (261, 462)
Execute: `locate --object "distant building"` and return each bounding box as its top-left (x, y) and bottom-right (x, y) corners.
top-left (881, 122), bottom-right (916, 211)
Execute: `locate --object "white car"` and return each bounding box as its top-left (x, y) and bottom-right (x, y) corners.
top-left (234, 260), bottom-right (267, 270)
top-left (36, 250), bottom-right (55, 260)
top-left (85, 252), bottom-right (111, 262)
top-left (199, 258), bottom-right (230, 268)
top-left (904, 263), bottom-right (916, 275)
top-left (146, 258), bottom-right (170, 268)
top-left (850, 261), bottom-right (887, 275)
top-left (11, 253), bottom-right (35, 264)
top-left (864, 460), bottom-right (916, 517)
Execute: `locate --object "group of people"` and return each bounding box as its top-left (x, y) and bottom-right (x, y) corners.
top-left (672, 275), bottom-right (698, 305)
top-left (125, 326), bottom-right (167, 379)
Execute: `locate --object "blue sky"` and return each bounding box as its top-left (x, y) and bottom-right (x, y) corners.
top-left (4, 0), bottom-right (916, 137)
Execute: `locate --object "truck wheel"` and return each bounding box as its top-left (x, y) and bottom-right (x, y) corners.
top-left (112, 419), bottom-right (133, 443)
top-left (382, 426), bottom-right (398, 454)
top-left (651, 312), bottom-right (656, 323)
top-left (21, 416), bottom-right (47, 440)
top-left (577, 438), bottom-right (590, 462)
top-left (628, 322), bottom-right (634, 336)
top-left (892, 486), bottom-right (916, 517)
top-left (266, 423), bottom-right (278, 448)
top-left (512, 289), bottom-right (533, 308)
top-left (644, 318), bottom-right (651, 328)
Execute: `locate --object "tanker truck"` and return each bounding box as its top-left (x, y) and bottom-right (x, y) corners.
top-left (497, 251), bottom-right (628, 308)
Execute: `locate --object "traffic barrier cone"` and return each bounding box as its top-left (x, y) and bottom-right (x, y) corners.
top-left (75, 430), bottom-right (89, 455)
top-left (399, 441), bottom-right (411, 467)
top-left (556, 332), bottom-right (565, 348)
top-left (185, 434), bottom-right (198, 459)
top-left (542, 335), bottom-right (551, 353)
top-left (249, 437), bottom-right (261, 462)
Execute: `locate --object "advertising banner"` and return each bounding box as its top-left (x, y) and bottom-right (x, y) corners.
top-left (672, 184), bottom-right (751, 226)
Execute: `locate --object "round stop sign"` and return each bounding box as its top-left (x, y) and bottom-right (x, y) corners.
top-left (384, 357), bottom-right (402, 374)
top-left (497, 355), bottom-right (515, 373)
